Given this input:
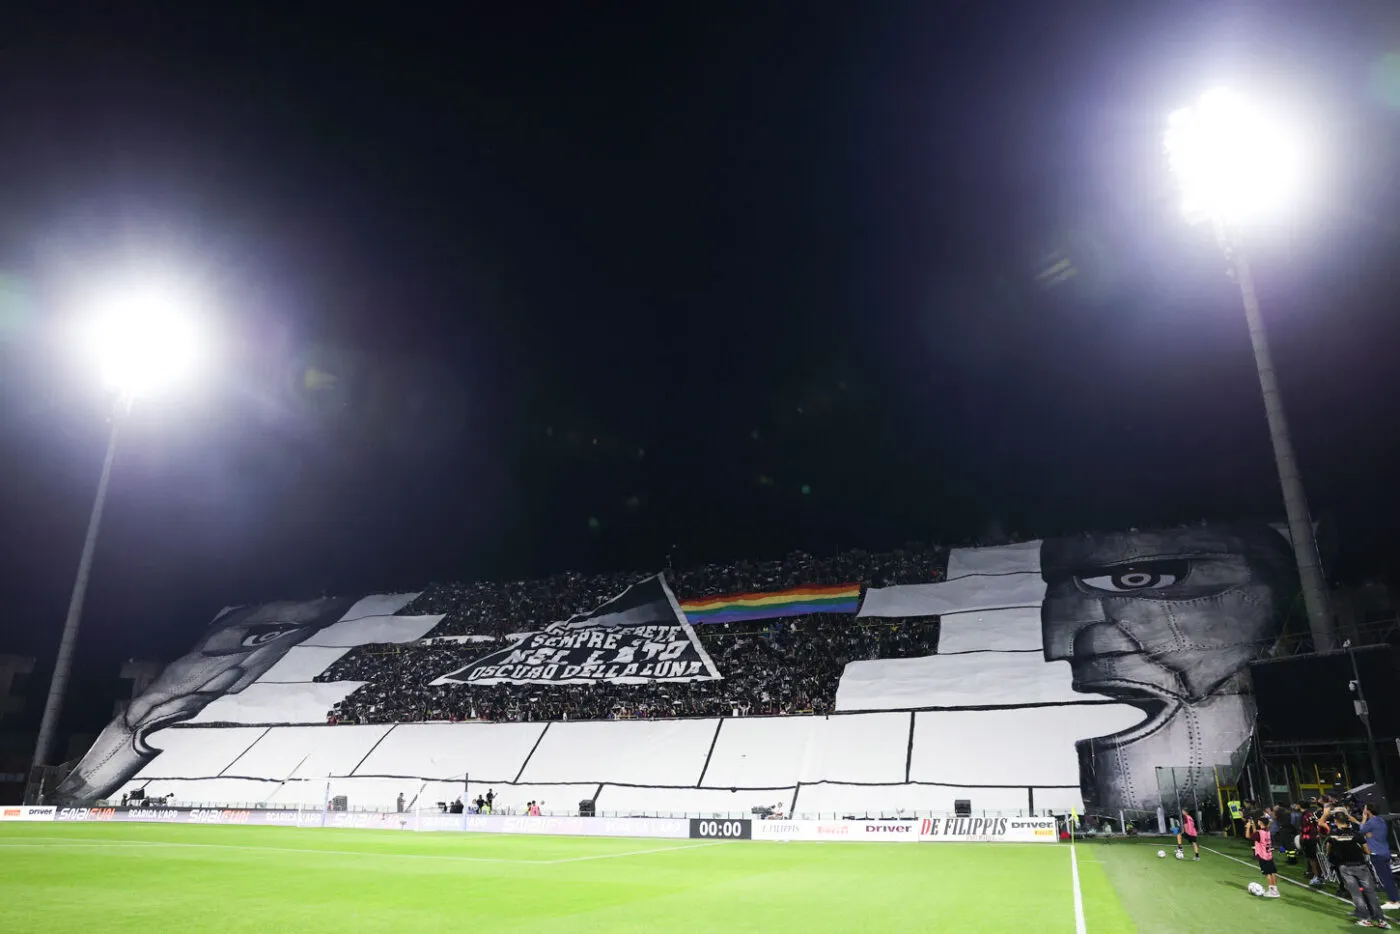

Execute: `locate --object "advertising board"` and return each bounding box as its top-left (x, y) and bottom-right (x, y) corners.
top-left (750, 817), bottom-right (1058, 843)
top-left (0, 806), bottom-right (56, 821)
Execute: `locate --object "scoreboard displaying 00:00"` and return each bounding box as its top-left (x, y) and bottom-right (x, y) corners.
top-left (688, 818), bottom-right (752, 839)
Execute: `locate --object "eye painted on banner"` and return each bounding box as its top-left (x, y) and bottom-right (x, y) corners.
top-left (1077, 560), bottom-right (1190, 594)
top-left (240, 625), bottom-right (304, 648)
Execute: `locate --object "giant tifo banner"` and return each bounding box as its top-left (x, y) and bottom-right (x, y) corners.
top-left (53, 524), bottom-right (1296, 818)
top-left (431, 576), bottom-right (720, 685)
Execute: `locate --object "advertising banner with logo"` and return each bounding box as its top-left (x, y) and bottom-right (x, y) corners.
top-left (752, 819), bottom-right (919, 842)
top-left (918, 816), bottom-right (1058, 842)
top-left (55, 807), bottom-right (119, 822)
top-left (751, 817), bottom-right (1058, 843)
top-left (0, 806), bottom-right (56, 821)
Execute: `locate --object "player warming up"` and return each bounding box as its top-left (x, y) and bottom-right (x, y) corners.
top-left (1176, 808), bottom-right (1200, 861)
top-left (1246, 814), bottom-right (1281, 898)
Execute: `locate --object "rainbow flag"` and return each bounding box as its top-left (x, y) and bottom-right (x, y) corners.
top-left (680, 584), bottom-right (862, 624)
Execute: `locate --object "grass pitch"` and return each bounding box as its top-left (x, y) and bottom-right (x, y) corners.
top-left (0, 823), bottom-right (1364, 932)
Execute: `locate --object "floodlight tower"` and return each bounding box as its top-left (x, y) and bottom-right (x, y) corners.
top-left (1164, 88), bottom-right (1335, 651)
top-left (29, 277), bottom-right (206, 799)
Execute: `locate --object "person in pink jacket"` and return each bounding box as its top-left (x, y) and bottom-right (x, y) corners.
top-left (1247, 815), bottom-right (1280, 898)
top-left (1176, 809), bottom-right (1200, 861)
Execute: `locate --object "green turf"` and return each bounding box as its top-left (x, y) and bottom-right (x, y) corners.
top-left (0, 823), bottom-right (1370, 932)
top-left (1083, 836), bottom-right (1366, 933)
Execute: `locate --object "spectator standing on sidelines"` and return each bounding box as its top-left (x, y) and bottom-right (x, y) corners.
top-left (1362, 803), bottom-right (1400, 910)
top-left (1328, 810), bottom-right (1391, 928)
top-left (1176, 808), bottom-right (1200, 861)
top-left (1300, 802), bottom-right (1325, 886)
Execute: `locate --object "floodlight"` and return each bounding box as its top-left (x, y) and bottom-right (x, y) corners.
top-left (1164, 88), bottom-right (1309, 227)
top-left (78, 275), bottom-right (206, 397)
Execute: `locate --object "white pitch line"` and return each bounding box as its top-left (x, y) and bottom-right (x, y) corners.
top-left (0, 837), bottom-right (726, 866)
top-left (1200, 845), bottom-right (1350, 904)
top-left (1069, 843), bottom-right (1087, 934)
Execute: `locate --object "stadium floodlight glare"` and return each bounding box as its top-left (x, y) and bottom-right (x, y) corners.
top-left (29, 270), bottom-right (211, 803)
top-left (1161, 89), bottom-right (1335, 654)
top-left (77, 276), bottom-right (206, 398)
top-left (1164, 87), bottom-right (1309, 228)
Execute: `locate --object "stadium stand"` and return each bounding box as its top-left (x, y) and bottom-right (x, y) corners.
top-left (64, 529), bottom-right (1276, 819)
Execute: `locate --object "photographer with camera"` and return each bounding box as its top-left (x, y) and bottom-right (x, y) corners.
top-left (1325, 808), bottom-right (1391, 928)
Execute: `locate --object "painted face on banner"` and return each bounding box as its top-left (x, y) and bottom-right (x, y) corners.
top-left (1040, 526), bottom-right (1295, 706)
top-left (123, 597), bottom-right (358, 737)
top-left (54, 596), bottom-right (360, 804)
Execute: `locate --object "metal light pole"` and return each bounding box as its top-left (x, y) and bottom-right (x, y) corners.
top-left (1226, 238), bottom-right (1335, 651)
top-left (1165, 88), bottom-right (1337, 652)
top-left (29, 394), bottom-right (129, 801)
top-left (1345, 640), bottom-right (1386, 795)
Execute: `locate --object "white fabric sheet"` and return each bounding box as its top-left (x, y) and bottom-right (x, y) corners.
top-left (700, 717), bottom-right (818, 788)
top-left (518, 718), bottom-right (716, 786)
top-left (221, 724), bottom-right (393, 779)
top-left (858, 572), bottom-right (1044, 618)
top-left (796, 713), bottom-right (910, 784)
top-left (254, 646), bottom-right (353, 683)
top-left (187, 682), bottom-right (365, 725)
top-left (944, 541), bottom-right (1042, 581)
top-left (137, 778), bottom-right (281, 806)
top-left (132, 727), bottom-right (269, 779)
top-left (303, 613), bottom-right (443, 648)
top-left (598, 784), bottom-right (792, 817)
top-left (936, 606), bottom-right (1045, 653)
top-left (835, 654), bottom-right (1114, 711)
top-left (794, 782), bottom-right (1079, 818)
top-left (336, 593), bottom-right (421, 620)
top-left (907, 706), bottom-right (1145, 786)
top-left (352, 722), bottom-right (548, 780)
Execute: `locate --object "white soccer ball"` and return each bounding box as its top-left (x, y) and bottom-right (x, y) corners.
top-left (1175, 850), bottom-right (1184, 860)
top-left (1157, 850), bottom-right (1166, 858)
top-left (1248, 882), bottom-right (1265, 897)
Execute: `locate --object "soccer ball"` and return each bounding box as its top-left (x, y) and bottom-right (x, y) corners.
top-left (1175, 850), bottom-right (1184, 860)
top-left (1157, 850), bottom-right (1166, 858)
top-left (1248, 882), bottom-right (1265, 897)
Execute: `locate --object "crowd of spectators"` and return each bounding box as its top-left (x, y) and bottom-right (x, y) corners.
top-left (319, 547), bottom-right (945, 725)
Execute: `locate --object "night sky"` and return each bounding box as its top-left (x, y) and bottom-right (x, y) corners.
top-left (4, 2), bottom-right (1400, 737)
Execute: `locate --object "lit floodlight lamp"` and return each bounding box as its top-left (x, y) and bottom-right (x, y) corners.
top-left (77, 275), bottom-right (207, 398)
top-left (1164, 88), bottom-right (1309, 228)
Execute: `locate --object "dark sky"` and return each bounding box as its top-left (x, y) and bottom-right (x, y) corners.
top-left (4, 2), bottom-right (1400, 733)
